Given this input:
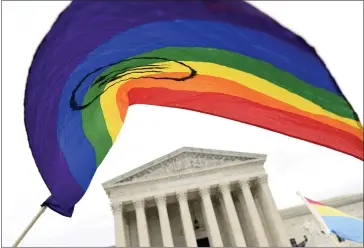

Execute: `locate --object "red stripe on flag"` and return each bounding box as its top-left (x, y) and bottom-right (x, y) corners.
top-left (305, 197), bottom-right (324, 206)
top-left (126, 87), bottom-right (364, 160)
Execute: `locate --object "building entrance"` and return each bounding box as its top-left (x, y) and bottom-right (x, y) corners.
top-left (197, 237), bottom-right (210, 247)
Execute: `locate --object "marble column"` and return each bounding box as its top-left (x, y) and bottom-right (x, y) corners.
top-left (176, 191), bottom-right (197, 247)
top-left (111, 203), bottom-right (127, 247)
top-left (257, 175), bottom-right (290, 247)
top-left (199, 187), bottom-right (224, 247)
top-left (133, 199), bottom-right (150, 247)
top-left (155, 195), bottom-right (174, 247)
top-left (239, 180), bottom-right (269, 247)
top-left (219, 183), bottom-right (247, 247)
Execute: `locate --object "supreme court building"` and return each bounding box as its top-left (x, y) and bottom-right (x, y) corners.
top-left (103, 147), bottom-right (291, 247)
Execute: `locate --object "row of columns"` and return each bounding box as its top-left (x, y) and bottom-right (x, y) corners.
top-left (112, 176), bottom-right (288, 247)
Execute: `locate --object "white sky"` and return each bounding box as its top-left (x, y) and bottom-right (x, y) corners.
top-left (1, 1), bottom-right (363, 247)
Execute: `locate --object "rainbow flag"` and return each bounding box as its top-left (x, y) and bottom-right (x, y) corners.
top-left (24, 0), bottom-right (363, 217)
top-left (306, 197), bottom-right (363, 244)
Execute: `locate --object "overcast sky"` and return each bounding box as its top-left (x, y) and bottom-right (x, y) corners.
top-left (1, 1), bottom-right (363, 247)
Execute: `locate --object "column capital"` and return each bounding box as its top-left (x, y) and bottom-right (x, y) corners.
top-left (257, 175), bottom-right (268, 184)
top-left (133, 199), bottom-right (145, 209)
top-left (155, 195), bottom-right (167, 205)
top-left (176, 191), bottom-right (188, 201)
top-left (111, 203), bottom-right (123, 214)
top-left (219, 183), bottom-right (231, 192)
top-left (199, 186), bottom-right (211, 197)
top-left (239, 180), bottom-right (250, 188)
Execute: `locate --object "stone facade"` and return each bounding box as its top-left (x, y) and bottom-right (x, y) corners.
top-left (103, 147), bottom-right (363, 247)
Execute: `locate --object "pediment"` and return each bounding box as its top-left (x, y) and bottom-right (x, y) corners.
top-left (104, 147), bottom-right (266, 187)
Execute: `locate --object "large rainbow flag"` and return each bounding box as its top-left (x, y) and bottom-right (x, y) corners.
top-left (306, 197), bottom-right (363, 244)
top-left (24, 0), bottom-right (363, 217)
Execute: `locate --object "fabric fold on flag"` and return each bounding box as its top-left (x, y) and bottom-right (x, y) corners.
top-left (41, 196), bottom-right (74, 217)
top-left (305, 197), bottom-right (363, 244)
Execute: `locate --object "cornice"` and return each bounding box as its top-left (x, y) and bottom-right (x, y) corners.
top-left (105, 158), bottom-right (265, 191)
top-left (113, 173), bottom-right (266, 205)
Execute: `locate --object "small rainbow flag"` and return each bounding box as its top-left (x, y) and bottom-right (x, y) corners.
top-left (305, 197), bottom-right (363, 244)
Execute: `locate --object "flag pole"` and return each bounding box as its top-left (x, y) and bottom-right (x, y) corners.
top-left (296, 191), bottom-right (341, 247)
top-left (12, 206), bottom-right (47, 247)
